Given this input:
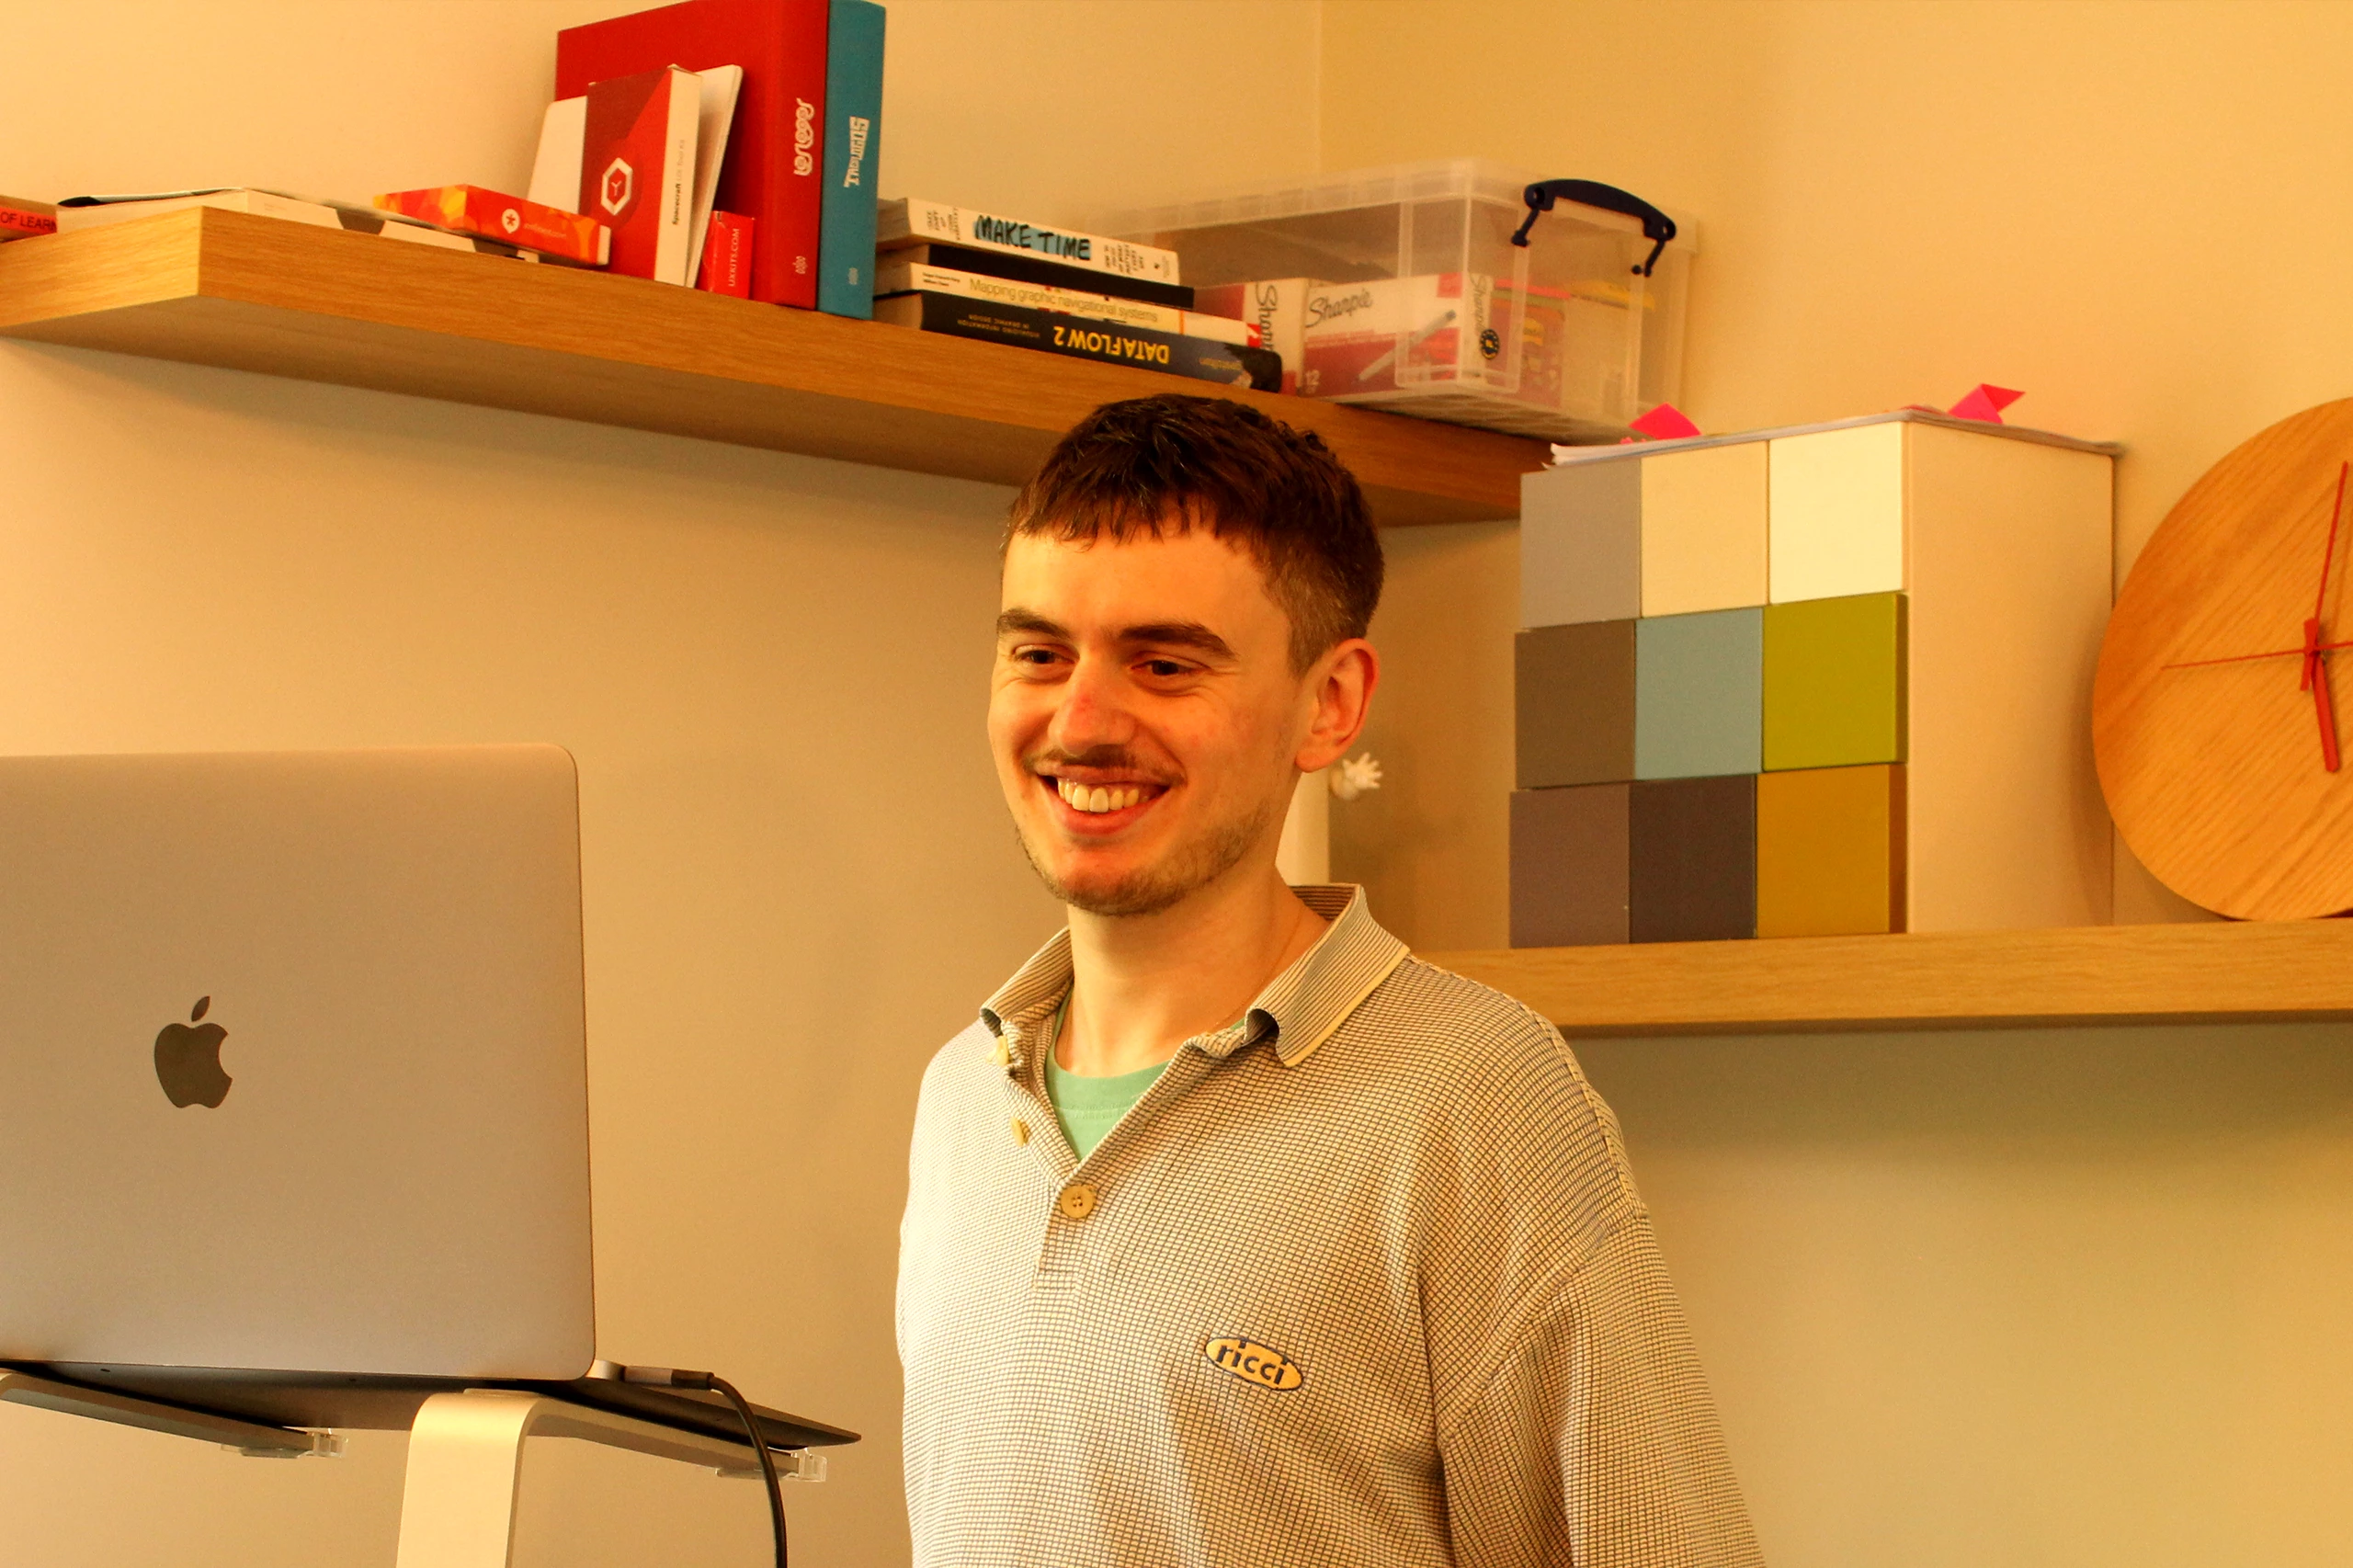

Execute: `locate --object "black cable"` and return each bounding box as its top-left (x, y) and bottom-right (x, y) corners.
top-left (706, 1373), bottom-right (788, 1568)
top-left (620, 1365), bottom-right (787, 1568)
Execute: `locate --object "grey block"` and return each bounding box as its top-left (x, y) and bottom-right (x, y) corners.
top-left (1521, 459), bottom-right (1640, 630)
top-left (1634, 607), bottom-right (1765, 779)
top-left (1516, 620), bottom-right (1637, 789)
top-left (1511, 785), bottom-right (1631, 947)
top-left (1630, 775), bottom-right (1757, 944)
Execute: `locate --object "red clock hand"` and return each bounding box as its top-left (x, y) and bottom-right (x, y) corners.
top-left (2307, 616), bottom-right (2342, 772)
top-left (2164, 637), bottom-right (2353, 669)
top-left (2318, 460), bottom-right (2348, 625)
top-left (2158, 460), bottom-right (2349, 772)
top-left (2311, 462), bottom-right (2347, 771)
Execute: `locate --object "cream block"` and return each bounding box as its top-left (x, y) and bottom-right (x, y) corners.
top-left (1768, 421), bottom-right (1907, 602)
top-left (1640, 442), bottom-right (1768, 615)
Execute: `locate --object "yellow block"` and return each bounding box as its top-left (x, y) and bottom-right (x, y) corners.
top-left (1640, 441), bottom-right (1768, 616)
top-left (1756, 764), bottom-right (1906, 937)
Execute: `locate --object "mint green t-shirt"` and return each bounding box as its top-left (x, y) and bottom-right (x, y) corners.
top-left (1042, 997), bottom-right (1166, 1160)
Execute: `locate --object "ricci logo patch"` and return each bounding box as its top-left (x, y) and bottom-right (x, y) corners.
top-left (1204, 1335), bottom-right (1302, 1392)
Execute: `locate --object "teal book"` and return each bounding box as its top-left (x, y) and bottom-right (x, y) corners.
top-left (817, 0), bottom-right (885, 318)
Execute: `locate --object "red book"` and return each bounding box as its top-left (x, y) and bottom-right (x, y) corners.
top-left (0, 197), bottom-right (56, 241)
top-left (375, 185), bottom-right (610, 266)
top-left (557, 0), bottom-right (828, 309)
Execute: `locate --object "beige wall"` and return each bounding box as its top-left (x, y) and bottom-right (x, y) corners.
top-left (1321, 5), bottom-right (2353, 1564)
top-left (11, 3), bottom-right (2353, 1565)
top-left (0, 3), bottom-right (1318, 1564)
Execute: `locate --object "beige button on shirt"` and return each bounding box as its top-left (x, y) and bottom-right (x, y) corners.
top-left (898, 885), bottom-right (1759, 1568)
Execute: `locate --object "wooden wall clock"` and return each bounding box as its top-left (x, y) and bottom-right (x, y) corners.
top-left (2095, 398), bottom-right (2353, 919)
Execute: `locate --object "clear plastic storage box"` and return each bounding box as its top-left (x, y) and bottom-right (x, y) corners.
top-left (1099, 159), bottom-right (1691, 443)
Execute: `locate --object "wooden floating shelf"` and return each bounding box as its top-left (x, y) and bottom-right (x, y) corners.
top-left (0, 208), bottom-right (1549, 528)
top-left (1423, 919), bottom-right (2353, 1036)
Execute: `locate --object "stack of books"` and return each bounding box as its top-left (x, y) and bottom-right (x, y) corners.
top-left (35, 0), bottom-right (890, 315)
top-left (542, 0), bottom-right (887, 314)
top-left (51, 187), bottom-right (607, 264)
top-left (871, 199), bottom-right (1279, 390)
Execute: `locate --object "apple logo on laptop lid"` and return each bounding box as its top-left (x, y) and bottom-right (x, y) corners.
top-left (153, 995), bottom-right (232, 1108)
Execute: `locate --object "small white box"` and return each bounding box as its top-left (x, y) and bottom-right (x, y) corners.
top-left (1192, 278), bottom-right (1310, 395)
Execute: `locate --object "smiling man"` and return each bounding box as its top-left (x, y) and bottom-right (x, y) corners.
top-left (898, 394), bottom-right (1758, 1568)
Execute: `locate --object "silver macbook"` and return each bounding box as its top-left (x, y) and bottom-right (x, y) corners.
top-left (0, 744), bottom-right (597, 1383)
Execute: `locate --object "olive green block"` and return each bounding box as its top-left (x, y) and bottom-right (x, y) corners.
top-left (1763, 591), bottom-right (1907, 771)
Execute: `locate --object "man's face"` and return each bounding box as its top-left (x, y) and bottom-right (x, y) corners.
top-left (991, 527), bottom-right (1313, 917)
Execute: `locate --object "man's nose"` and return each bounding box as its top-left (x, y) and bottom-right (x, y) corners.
top-left (1048, 653), bottom-right (1138, 751)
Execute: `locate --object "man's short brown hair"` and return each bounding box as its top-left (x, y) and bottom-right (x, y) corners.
top-left (1006, 394), bottom-right (1383, 672)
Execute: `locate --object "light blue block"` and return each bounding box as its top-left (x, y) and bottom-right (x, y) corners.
top-left (1635, 607), bottom-right (1764, 779)
top-left (1521, 458), bottom-right (1639, 629)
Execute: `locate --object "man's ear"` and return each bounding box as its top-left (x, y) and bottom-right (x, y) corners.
top-left (1295, 638), bottom-right (1379, 774)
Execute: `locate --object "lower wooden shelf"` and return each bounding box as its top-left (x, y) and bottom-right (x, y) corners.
top-left (0, 208), bottom-right (1549, 528)
top-left (1421, 919), bottom-right (2353, 1036)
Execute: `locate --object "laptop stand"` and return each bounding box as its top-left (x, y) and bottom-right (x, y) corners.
top-left (0, 1367), bottom-right (340, 1457)
top-left (0, 1368), bottom-right (826, 1567)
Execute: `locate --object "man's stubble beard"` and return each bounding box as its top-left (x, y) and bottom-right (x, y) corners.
top-left (1016, 785), bottom-right (1286, 918)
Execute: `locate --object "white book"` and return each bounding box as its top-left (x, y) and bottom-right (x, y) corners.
top-left (528, 101), bottom-right (586, 216)
top-left (688, 65), bottom-right (743, 283)
top-left (876, 198), bottom-right (1180, 284)
top-left (54, 188), bottom-right (542, 263)
top-left (873, 260), bottom-right (1256, 347)
top-left (54, 188), bottom-right (342, 232)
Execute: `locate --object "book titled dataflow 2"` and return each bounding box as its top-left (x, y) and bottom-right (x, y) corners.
top-left (876, 292), bottom-right (1279, 391)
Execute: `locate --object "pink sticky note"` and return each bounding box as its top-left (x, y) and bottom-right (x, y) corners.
top-left (1630, 403), bottom-right (1701, 440)
top-left (1948, 384), bottom-right (2023, 423)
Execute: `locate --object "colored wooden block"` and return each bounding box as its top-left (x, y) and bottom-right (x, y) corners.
top-left (1635, 608), bottom-right (1763, 780)
top-left (1763, 591), bottom-right (1906, 771)
top-left (1516, 620), bottom-right (1636, 788)
top-left (1629, 775), bottom-right (1756, 943)
top-left (1518, 413), bottom-right (2116, 936)
top-left (1520, 459), bottom-right (1639, 628)
top-left (1768, 421), bottom-right (1906, 603)
top-left (1756, 764), bottom-right (1908, 937)
top-left (1640, 442), bottom-right (1768, 616)
top-left (1510, 784), bottom-right (1630, 947)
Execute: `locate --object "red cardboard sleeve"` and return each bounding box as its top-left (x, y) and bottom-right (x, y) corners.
top-left (698, 211), bottom-right (756, 297)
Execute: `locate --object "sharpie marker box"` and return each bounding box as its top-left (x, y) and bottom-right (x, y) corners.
top-left (1296, 274), bottom-right (1504, 399)
top-left (1192, 278), bottom-right (1310, 395)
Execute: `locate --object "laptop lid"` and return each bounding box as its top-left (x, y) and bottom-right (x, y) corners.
top-left (0, 745), bottom-right (595, 1380)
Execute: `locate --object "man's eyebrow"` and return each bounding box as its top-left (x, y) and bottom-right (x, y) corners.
top-left (994, 611), bottom-right (1236, 662)
top-left (996, 608), bottom-right (1070, 639)
top-left (1120, 621), bottom-right (1235, 660)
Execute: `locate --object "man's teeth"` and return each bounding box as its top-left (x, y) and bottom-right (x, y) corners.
top-left (1056, 778), bottom-right (1145, 813)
